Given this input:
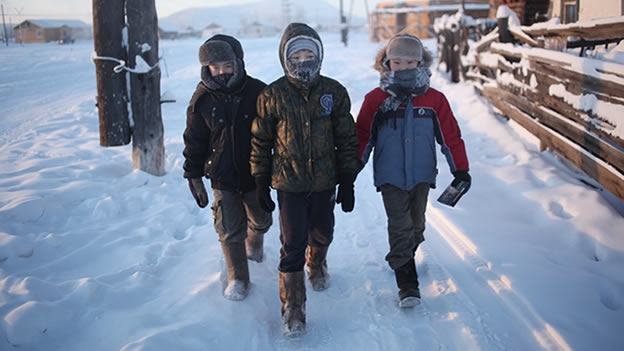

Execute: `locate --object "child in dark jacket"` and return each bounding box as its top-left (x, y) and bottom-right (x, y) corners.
top-left (183, 34), bottom-right (272, 301)
top-left (250, 23), bottom-right (359, 336)
top-left (355, 34), bottom-right (471, 308)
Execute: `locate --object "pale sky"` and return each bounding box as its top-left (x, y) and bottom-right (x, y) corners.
top-left (2, 0), bottom-right (380, 24)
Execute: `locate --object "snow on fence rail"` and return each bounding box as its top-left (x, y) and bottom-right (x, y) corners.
top-left (435, 12), bottom-right (624, 202)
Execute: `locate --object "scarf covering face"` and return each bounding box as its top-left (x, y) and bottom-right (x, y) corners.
top-left (379, 66), bottom-right (431, 110)
top-left (200, 59), bottom-right (245, 92)
top-left (286, 56), bottom-right (321, 85)
top-left (212, 73), bottom-right (234, 87)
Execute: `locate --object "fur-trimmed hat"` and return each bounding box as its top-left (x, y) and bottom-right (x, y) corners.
top-left (198, 36), bottom-right (247, 90)
top-left (385, 34), bottom-right (424, 61)
top-left (198, 40), bottom-right (236, 66)
top-left (209, 34), bottom-right (244, 60)
top-left (285, 36), bottom-right (320, 59)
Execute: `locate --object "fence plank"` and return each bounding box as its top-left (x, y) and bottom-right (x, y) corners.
top-left (482, 86), bottom-right (624, 202)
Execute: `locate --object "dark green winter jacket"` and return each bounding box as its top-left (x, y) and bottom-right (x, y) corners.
top-left (250, 23), bottom-right (359, 192)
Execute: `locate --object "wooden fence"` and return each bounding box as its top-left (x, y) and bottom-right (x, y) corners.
top-left (435, 15), bottom-right (624, 202)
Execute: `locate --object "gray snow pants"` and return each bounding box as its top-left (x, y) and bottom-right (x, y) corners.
top-left (380, 183), bottom-right (429, 270)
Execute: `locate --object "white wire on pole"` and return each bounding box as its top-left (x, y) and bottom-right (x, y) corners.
top-left (90, 51), bottom-right (160, 74)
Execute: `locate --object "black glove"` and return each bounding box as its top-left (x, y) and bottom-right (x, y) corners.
top-left (336, 173), bottom-right (355, 213)
top-left (451, 170), bottom-right (471, 194)
top-left (188, 178), bottom-right (208, 208)
top-left (255, 176), bottom-right (275, 213)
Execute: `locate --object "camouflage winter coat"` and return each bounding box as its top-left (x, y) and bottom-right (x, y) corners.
top-left (250, 23), bottom-right (359, 193)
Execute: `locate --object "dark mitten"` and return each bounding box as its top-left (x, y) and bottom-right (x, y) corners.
top-left (336, 173), bottom-right (355, 213)
top-left (188, 178), bottom-right (209, 208)
top-left (451, 170), bottom-right (471, 193)
top-left (255, 176), bottom-right (275, 213)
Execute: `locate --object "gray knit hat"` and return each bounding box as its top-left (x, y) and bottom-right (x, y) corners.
top-left (198, 40), bottom-right (236, 66)
top-left (285, 36), bottom-right (320, 59)
top-left (385, 34), bottom-right (424, 61)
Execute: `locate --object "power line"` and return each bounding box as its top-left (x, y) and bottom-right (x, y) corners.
top-left (10, 12), bottom-right (92, 17)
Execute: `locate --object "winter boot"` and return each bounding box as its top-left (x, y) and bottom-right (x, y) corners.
top-left (221, 242), bottom-right (250, 301)
top-left (394, 258), bottom-right (421, 308)
top-left (279, 271), bottom-right (306, 337)
top-left (305, 246), bottom-right (330, 291)
top-left (245, 232), bottom-right (264, 263)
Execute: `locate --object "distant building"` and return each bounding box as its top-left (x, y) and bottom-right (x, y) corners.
top-left (369, 0), bottom-right (490, 41)
top-left (548, 0), bottom-right (623, 23)
top-left (202, 23), bottom-right (223, 38)
top-left (488, 0), bottom-right (550, 26)
top-left (158, 21), bottom-right (179, 40)
top-left (13, 19), bottom-right (92, 43)
top-left (239, 20), bottom-right (280, 38)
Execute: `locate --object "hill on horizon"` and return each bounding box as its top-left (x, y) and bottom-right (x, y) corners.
top-left (161, 0), bottom-right (366, 33)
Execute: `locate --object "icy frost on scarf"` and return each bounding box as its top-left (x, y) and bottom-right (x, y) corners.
top-left (286, 57), bottom-right (320, 83)
top-left (379, 66), bottom-right (431, 111)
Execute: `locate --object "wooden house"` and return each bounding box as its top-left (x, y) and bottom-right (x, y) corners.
top-left (488, 0), bottom-right (550, 26)
top-left (369, 0), bottom-right (490, 42)
top-left (490, 0), bottom-right (623, 25)
top-left (549, 0), bottom-right (623, 23)
top-left (13, 19), bottom-right (91, 44)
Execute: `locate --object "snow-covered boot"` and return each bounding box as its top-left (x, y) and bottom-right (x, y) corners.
top-left (245, 232), bottom-right (264, 263)
top-left (221, 242), bottom-right (250, 301)
top-left (394, 258), bottom-right (421, 308)
top-left (279, 271), bottom-right (306, 337)
top-left (305, 245), bottom-right (330, 291)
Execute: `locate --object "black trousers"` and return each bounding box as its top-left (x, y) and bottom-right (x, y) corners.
top-left (277, 189), bottom-right (335, 272)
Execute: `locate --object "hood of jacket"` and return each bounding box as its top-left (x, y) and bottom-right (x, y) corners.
top-left (279, 23), bottom-right (324, 76)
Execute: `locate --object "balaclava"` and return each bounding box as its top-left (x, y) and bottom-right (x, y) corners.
top-left (283, 35), bottom-right (323, 85)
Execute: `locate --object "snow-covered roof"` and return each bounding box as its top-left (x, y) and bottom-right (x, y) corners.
top-left (372, 4), bottom-right (489, 14)
top-left (204, 23), bottom-right (222, 29)
top-left (159, 21), bottom-right (179, 33)
top-left (246, 19), bottom-right (278, 28)
top-left (15, 19), bottom-right (91, 29)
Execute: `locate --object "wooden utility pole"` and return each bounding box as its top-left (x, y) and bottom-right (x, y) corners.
top-left (92, 0), bottom-right (130, 146)
top-left (126, 0), bottom-right (165, 176)
top-left (1, 5), bottom-right (9, 47)
top-left (339, 0), bottom-right (348, 46)
top-left (281, 0), bottom-right (291, 27)
top-left (92, 0), bottom-right (165, 176)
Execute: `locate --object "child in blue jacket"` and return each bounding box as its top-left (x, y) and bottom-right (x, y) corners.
top-left (356, 34), bottom-right (471, 307)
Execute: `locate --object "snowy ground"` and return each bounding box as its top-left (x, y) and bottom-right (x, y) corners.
top-left (1, 31), bottom-right (623, 351)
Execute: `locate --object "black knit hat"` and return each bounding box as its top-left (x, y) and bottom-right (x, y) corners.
top-left (198, 40), bottom-right (236, 66)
